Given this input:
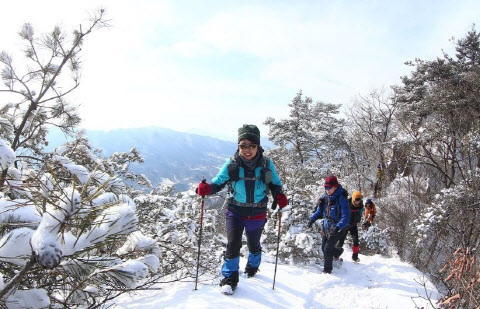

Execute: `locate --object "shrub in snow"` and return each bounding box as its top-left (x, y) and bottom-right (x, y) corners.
top-left (263, 185), bottom-right (323, 265)
top-left (411, 170), bottom-right (480, 298)
top-left (375, 191), bottom-right (421, 258)
top-left (135, 185), bottom-right (223, 280)
top-left (360, 225), bottom-right (389, 254)
top-left (438, 247), bottom-right (480, 309)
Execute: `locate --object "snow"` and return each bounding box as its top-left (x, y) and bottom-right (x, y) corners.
top-left (0, 228), bottom-right (35, 265)
top-left (110, 248), bottom-right (438, 309)
top-left (52, 155), bottom-right (90, 184)
top-left (0, 117), bottom-right (14, 135)
top-left (5, 288), bottom-right (50, 309)
top-left (116, 231), bottom-right (158, 255)
top-left (103, 260), bottom-right (150, 288)
top-left (0, 138), bottom-right (15, 169)
top-left (0, 198), bottom-right (42, 223)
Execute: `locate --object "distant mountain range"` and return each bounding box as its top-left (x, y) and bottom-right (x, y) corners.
top-left (48, 126), bottom-right (275, 191)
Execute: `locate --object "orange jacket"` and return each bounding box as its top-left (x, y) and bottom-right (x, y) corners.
top-left (364, 203), bottom-right (376, 223)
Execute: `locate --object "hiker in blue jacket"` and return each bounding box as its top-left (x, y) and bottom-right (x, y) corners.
top-left (197, 124), bottom-right (288, 293)
top-left (307, 175), bottom-right (350, 274)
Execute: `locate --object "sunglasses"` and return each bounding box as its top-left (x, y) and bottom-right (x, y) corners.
top-left (355, 198), bottom-right (362, 201)
top-left (324, 186), bottom-right (333, 190)
top-left (238, 144), bottom-right (257, 150)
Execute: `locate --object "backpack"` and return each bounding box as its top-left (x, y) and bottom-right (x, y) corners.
top-left (324, 188), bottom-right (348, 223)
top-left (226, 155), bottom-right (271, 183)
top-left (226, 155), bottom-right (272, 195)
top-left (314, 189), bottom-right (348, 213)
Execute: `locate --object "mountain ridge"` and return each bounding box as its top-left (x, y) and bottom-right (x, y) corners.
top-left (48, 126), bottom-right (274, 190)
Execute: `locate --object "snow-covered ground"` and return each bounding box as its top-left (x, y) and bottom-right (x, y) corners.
top-left (111, 248), bottom-right (439, 309)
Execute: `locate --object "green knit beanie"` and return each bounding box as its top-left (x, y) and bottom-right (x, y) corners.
top-left (238, 124), bottom-right (260, 145)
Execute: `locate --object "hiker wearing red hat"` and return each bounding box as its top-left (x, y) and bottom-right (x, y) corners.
top-left (307, 175), bottom-right (350, 273)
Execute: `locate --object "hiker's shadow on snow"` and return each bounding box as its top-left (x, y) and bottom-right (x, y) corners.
top-left (233, 273), bottom-right (308, 308)
top-left (369, 263), bottom-right (436, 295)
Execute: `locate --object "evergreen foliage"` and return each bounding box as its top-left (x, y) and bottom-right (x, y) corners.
top-left (263, 91), bottom-right (349, 264)
top-left (0, 10), bottom-right (164, 308)
top-left (134, 184), bottom-right (224, 282)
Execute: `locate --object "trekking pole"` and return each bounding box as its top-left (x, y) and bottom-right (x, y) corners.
top-left (194, 187), bottom-right (206, 291)
top-left (272, 201), bottom-right (281, 290)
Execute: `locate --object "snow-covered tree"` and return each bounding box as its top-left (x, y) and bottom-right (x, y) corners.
top-left (135, 184), bottom-right (224, 281)
top-left (263, 91), bottom-right (350, 264)
top-left (344, 88), bottom-right (398, 197)
top-left (393, 26), bottom-right (480, 192)
top-left (263, 184), bottom-right (323, 265)
top-left (264, 91), bottom-right (349, 188)
top-left (358, 27), bottom-right (480, 306)
top-left (0, 10), bottom-right (161, 308)
top-left (0, 135), bottom-right (161, 308)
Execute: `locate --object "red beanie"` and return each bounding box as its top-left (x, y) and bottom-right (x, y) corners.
top-left (324, 175), bottom-right (339, 187)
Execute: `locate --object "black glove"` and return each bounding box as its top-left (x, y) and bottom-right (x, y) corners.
top-left (362, 221), bottom-right (371, 231)
top-left (307, 220), bottom-right (314, 228)
top-left (332, 226), bottom-right (341, 234)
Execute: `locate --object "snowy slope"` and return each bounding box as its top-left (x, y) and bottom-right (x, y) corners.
top-left (111, 248), bottom-right (438, 309)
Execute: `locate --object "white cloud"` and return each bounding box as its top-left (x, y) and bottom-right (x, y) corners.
top-left (2, 0), bottom-right (480, 140)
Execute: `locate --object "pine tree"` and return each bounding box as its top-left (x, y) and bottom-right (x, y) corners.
top-left (263, 91), bottom-right (349, 264)
top-left (0, 10), bottom-right (162, 308)
top-left (344, 88), bottom-right (398, 197)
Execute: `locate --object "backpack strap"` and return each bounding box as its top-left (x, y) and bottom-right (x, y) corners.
top-left (326, 188), bottom-right (347, 224)
top-left (227, 155), bottom-right (271, 196)
top-left (227, 156), bottom-right (240, 181)
top-left (260, 156), bottom-right (272, 196)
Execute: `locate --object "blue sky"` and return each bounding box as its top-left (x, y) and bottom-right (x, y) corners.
top-left (2, 0), bottom-right (480, 141)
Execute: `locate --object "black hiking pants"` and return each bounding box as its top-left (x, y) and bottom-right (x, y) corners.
top-left (338, 224), bottom-right (359, 248)
top-left (221, 210), bottom-right (266, 278)
top-left (322, 230), bottom-right (344, 272)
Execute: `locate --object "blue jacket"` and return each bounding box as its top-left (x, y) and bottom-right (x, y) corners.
top-left (210, 151), bottom-right (283, 217)
top-left (309, 185), bottom-right (350, 231)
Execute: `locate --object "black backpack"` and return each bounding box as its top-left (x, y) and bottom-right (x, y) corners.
top-left (226, 155), bottom-right (272, 195)
top-left (226, 155), bottom-right (272, 184)
top-left (315, 188), bottom-right (348, 222)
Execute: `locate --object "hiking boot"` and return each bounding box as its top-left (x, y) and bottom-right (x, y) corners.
top-left (219, 271), bottom-right (239, 290)
top-left (322, 269), bottom-right (331, 274)
top-left (244, 265), bottom-right (259, 278)
top-left (352, 252), bottom-right (359, 262)
top-left (221, 284), bottom-right (235, 295)
top-left (333, 257), bottom-right (343, 269)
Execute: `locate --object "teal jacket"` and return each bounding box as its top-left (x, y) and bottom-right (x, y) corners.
top-left (210, 150), bottom-right (283, 217)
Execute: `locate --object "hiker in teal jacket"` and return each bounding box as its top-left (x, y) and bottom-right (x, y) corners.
top-left (308, 175), bottom-right (350, 273)
top-left (196, 124), bottom-right (287, 292)
top-left (210, 152), bottom-right (283, 218)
